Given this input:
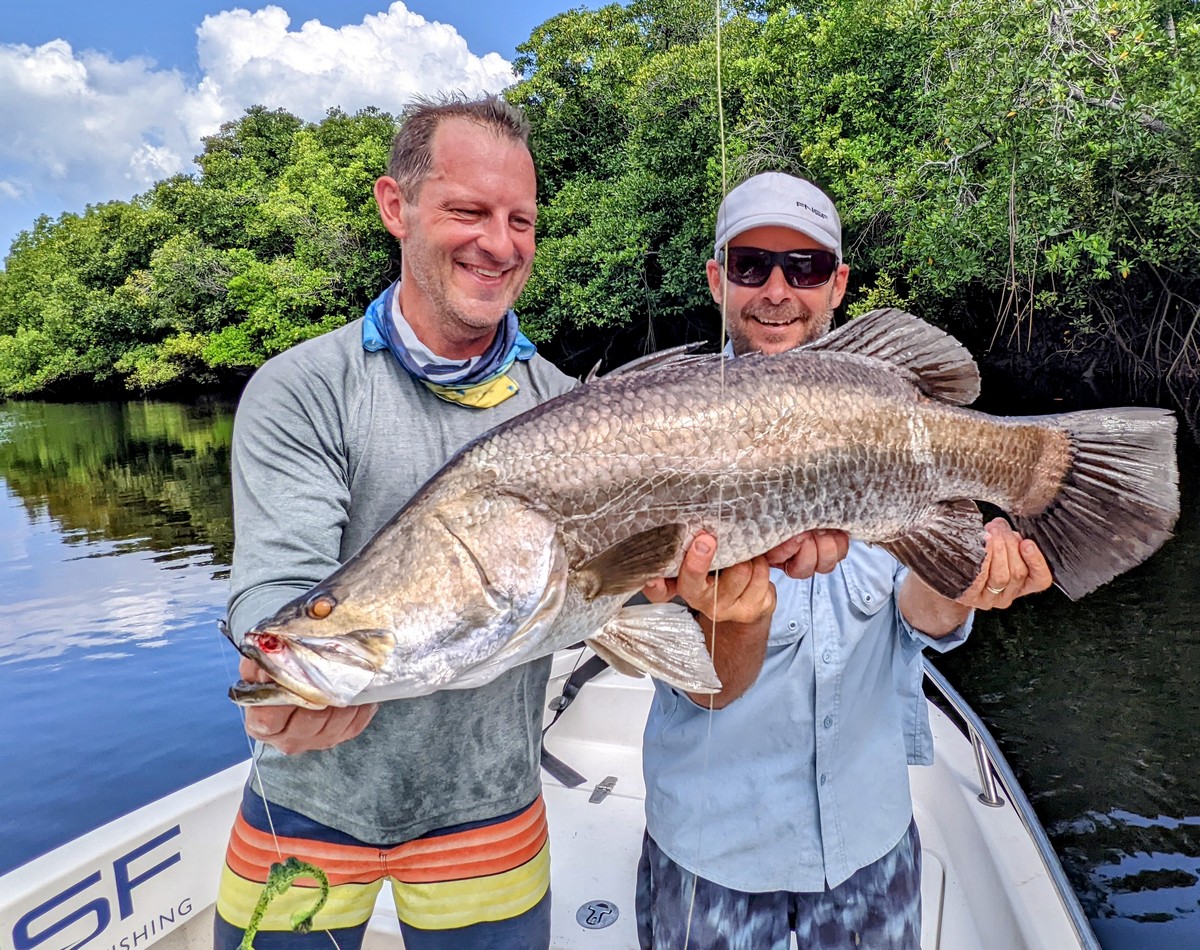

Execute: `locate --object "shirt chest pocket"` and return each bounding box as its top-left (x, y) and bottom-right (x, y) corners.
top-left (766, 567), bottom-right (810, 646)
top-left (763, 550), bottom-right (898, 648)
top-left (837, 554), bottom-right (896, 621)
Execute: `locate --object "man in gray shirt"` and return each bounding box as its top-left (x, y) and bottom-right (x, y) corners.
top-left (214, 96), bottom-right (575, 950)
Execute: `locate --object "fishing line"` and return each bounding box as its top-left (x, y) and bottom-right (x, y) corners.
top-left (217, 633), bottom-right (287, 860)
top-left (683, 0), bottom-right (731, 943)
top-left (217, 629), bottom-right (345, 950)
top-left (217, 646), bottom-right (288, 838)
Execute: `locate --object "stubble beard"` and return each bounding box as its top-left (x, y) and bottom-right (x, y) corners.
top-left (405, 242), bottom-right (524, 346)
top-left (729, 298), bottom-right (835, 356)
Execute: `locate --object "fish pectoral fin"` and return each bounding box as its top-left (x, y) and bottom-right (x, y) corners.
top-left (804, 308), bottom-right (980, 406)
top-left (877, 499), bottom-right (986, 600)
top-left (575, 524), bottom-right (689, 601)
top-left (585, 602), bottom-right (721, 694)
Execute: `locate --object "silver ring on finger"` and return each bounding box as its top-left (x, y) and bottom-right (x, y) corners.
top-left (986, 585), bottom-right (1006, 595)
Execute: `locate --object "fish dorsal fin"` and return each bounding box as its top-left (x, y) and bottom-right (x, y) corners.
top-left (805, 308), bottom-right (981, 406)
top-left (586, 343), bottom-right (713, 384)
top-left (876, 499), bottom-right (987, 600)
top-left (575, 524), bottom-right (689, 600)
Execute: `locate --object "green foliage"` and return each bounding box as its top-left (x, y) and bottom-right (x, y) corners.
top-left (512, 0), bottom-right (1199, 383)
top-left (1, 2), bottom-right (1197, 394)
top-left (510, 0), bottom-right (762, 348)
top-left (114, 333), bottom-right (213, 391)
top-left (0, 107), bottom-right (397, 396)
top-left (728, 0), bottom-right (1200, 377)
top-left (0, 328), bottom-right (58, 394)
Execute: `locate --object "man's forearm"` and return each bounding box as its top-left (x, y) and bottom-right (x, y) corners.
top-left (685, 613), bottom-right (770, 708)
top-left (897, 574), bottom-right (972, 638)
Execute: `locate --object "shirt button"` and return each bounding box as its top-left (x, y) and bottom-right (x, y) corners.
top-left (822, 651), bottom-right (832, 664)
top-left (864, 593), bottom-right (873, 603)
top-left (788, 620), bottom-right (798, 630)
top-left (819, 773), bottom-right (828, 786)
top-left (823, 715), bottom-right (833, 729)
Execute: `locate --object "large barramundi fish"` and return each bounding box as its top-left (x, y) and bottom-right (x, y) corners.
top-left (228, 308), bottom-right (1179, 708)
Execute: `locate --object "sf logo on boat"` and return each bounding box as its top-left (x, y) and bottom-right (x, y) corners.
top-left (10, 826), bottom-right (187, 950)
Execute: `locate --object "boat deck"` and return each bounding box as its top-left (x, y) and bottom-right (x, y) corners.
top-left (360, 650), bottom-right (1084, 949)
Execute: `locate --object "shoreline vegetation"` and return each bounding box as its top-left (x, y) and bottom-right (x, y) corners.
top-left (1, 0), bottom-right (1197, 419)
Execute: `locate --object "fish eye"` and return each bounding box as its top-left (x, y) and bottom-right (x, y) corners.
top-left (306, 594), bottom-right (336, 619)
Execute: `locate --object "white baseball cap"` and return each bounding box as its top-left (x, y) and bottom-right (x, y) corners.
top-left (714, 172), bottom-right (842, 260)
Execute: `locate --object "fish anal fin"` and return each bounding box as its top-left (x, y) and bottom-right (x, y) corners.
top-left (586, 602), bottom-right (721, 694)
top-left (576, 524), bottom-right (688, 600)
top-left (878, 499), bottom-right (986, 600)
top-left (806, 308), bottom-right (980, 406)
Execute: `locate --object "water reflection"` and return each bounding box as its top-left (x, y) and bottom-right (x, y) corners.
top-left (0, 398), bottom-right (234, 566)
top-left (0, 399), bottom-right (245, 874)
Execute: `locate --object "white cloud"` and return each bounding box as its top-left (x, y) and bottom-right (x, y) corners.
top-left (194, 4), bottom-right (514, 122)
top-left (0, 3), bottom-right (516, 250)
top-left (0, 39), bottom-right (194, 197)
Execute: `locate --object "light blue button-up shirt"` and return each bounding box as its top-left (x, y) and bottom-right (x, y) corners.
top-left (642, 542), bottom-right (972, 892)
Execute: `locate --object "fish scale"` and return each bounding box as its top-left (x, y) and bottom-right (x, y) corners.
top-left (462, 353), bottom-right (973, 571)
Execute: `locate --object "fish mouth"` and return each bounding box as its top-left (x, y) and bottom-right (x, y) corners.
top-left (229, 679), bottom-right (327, 709)
top-left (239, 628), bottom-right (396, 707)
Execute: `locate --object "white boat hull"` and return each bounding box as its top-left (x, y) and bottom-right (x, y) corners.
top-left (0, 650), bottom-right (1093, 950)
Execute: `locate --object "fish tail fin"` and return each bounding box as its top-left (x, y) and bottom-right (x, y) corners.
top-left (1011, 407), bottom-right (1178, 601)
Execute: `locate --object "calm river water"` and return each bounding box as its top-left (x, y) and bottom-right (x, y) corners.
top-left (1, 396), bottom-right (1197, 949)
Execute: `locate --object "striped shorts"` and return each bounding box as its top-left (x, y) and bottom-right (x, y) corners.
top-left (214, 787), bottom-right (551, 950)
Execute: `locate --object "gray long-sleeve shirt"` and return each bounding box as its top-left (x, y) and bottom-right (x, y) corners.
top-left (228, 318), bottom-right (576, 842)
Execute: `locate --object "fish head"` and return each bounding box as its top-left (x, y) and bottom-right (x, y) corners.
top-left (237, 491), bottom-right (567, 705)
top-left (238, 592), bottom-right (398, 707)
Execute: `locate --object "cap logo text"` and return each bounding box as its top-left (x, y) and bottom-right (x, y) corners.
top-left (794, 201), bottom-right (829, 219)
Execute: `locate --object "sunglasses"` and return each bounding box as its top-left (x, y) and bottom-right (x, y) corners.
top-left (718, 246), bottom-right (839, 289)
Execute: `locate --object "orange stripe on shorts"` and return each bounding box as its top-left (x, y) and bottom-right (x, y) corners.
top-left (224, 795), bottom-right (548, 887)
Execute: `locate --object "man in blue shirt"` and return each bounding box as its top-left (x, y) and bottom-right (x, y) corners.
top-left (636, 172), bottom-right (1053, 949)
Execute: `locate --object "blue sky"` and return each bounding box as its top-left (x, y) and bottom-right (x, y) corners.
top-left (1, 1), bottom-right (596, 259)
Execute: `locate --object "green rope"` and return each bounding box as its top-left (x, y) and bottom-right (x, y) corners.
top-left (237, 856), bottom-right (331, 950)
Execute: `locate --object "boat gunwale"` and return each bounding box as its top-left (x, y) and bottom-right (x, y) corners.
top-left (923, 658), bottom-right (1101, 950)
